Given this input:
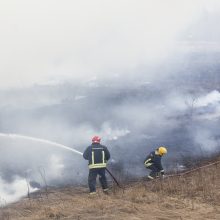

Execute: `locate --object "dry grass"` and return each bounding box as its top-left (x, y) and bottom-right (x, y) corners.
top-left (149, 162), bottom-right (220, 205)
top-left (1, 160), bottom-right (220, 220)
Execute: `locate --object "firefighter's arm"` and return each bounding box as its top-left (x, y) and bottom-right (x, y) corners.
top-left (105, 147), bottom-right (110, 161)
top-left (144, 153), bottom-right (153, 166)
top-left (83, 147), bottom-right (89, 160)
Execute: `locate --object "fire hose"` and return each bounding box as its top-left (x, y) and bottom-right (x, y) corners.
top-left (106, 167), bottom-right (124, 189)
top-left (77, 151), bottom-right (123, 189)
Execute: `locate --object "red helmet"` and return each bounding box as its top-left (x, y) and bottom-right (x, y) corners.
top-left (92, 136), bottom-right (101, 143)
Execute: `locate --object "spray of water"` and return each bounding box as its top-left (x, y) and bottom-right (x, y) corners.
top-left (0, 133), bottom-right (83, 156)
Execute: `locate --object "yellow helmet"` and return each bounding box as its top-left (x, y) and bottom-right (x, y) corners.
top-left (158, 146), bottom-right (167, 156)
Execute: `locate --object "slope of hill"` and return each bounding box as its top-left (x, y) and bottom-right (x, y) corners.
top-left (1, 158), bottom-right (220, 220)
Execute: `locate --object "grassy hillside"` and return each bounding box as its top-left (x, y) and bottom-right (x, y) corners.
top-left (1, 158), bottom-right (220, 220)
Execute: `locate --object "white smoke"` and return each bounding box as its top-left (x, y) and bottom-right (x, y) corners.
top-left (0, 0), bottom-right (220, 88)
top-left (0, 0), bottom-right (220, 204)
top-left (100, 122), bottom-right (130, 141)
top-left (0, 177), bottom-right (37, 205)
top-left (194, 129), bottom-right (219, 153)
top-left (195, 90), bottom-right (220, 107)
top-left (193, 90), bottom-right (220, 120)
top-left (44, 155), bottom-right (65, 181)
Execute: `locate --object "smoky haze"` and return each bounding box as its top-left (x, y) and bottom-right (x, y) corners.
top-left (1, 0), bottom-right (220, 88)
top-left (1, 0), bottom-right (220, 203)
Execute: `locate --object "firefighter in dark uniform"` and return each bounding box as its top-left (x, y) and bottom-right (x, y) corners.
top-left (144, 146), bottom-right (167, 180)
top-left (83, 136), bottom-right (110, 194)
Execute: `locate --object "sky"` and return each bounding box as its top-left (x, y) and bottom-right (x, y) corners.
top-left (1, 0), bottom-right (220, 88)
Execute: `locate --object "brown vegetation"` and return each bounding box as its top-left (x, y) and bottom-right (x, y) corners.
top-left (1, 159), bottom-right (220, 220)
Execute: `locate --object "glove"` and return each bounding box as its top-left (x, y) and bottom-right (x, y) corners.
top-left (160, 170), bottom-right (165, 175)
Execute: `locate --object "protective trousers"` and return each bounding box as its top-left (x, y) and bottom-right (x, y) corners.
top-left (147, 164), bottom-right (160, 179)
top-left (88, 168), bottom-right (108, 193)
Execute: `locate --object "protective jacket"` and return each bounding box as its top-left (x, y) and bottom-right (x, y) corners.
top-left (144, 150), bottom-right (164, 171)
top-left (83, 143), bottom-right (110, 169)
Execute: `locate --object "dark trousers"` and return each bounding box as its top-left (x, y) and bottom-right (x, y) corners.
top-left (88, 168), bottom-right (108, 193)
top-left (147, 164), bottom-right (160, 178)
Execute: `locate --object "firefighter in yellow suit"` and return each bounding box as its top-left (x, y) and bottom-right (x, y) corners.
top-left (144, 146), bottom-right (167, 180)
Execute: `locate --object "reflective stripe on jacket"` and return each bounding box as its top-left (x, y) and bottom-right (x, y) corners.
top-left (83, 143), bottom-right (110, 169)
